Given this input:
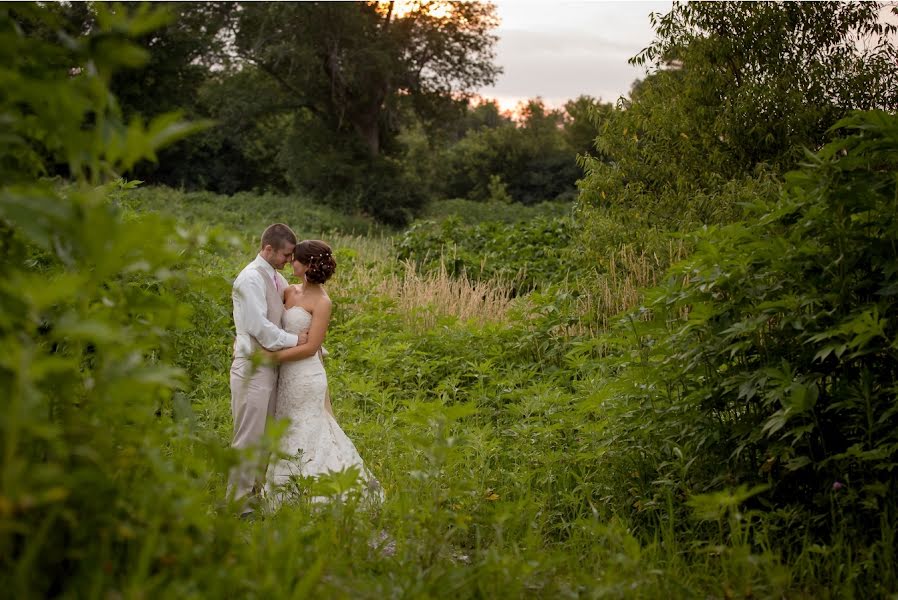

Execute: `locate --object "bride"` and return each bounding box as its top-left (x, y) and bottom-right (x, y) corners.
top-left (264, 239), bottom-right (383, 507)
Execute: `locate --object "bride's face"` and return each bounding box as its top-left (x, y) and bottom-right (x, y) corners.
top-left (291, 257), bottom-right (309, 279)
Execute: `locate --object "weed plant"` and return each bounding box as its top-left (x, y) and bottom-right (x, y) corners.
top-left (121, 186), bottom-right (381, 238)
top-left (421, 198), bottom-right (573, 225)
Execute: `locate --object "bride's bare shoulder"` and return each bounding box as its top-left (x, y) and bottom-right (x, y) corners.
top-left (304, 293), bottom-right (331, 315)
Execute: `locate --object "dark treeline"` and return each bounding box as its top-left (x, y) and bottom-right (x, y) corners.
top-left (20, 2), bottom-right (898, 229)
top-left (33, 1), bottom-right (604, 224)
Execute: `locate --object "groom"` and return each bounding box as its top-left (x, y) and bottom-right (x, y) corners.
top-left (227, 223), bottom-right (306, 515)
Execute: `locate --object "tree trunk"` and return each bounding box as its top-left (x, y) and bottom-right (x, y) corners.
top-left (353, 114), bottom-right (380, 156)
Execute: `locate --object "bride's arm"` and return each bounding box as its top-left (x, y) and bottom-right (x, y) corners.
top-left (273, 299), bottom-right (332, 363)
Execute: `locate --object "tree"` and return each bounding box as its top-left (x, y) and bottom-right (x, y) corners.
top-left (561, 95), bottom-right (611, 159)
top-left (109, 2), bottom-right (238, 188)
top-left (633, 1), bottom-right (898, 171)
top-left (228, 1), bottom-right (500, 222)
top-left (441, 99), bottom-right (581, 204)
top-left (110, 2), bottom-right (236, 119)
top-left (235, 1), bottom-right (500, 158)
top-left (578, 1), bottom-right (898, 226)
top-left (21, 2), bottom-right (241, 188)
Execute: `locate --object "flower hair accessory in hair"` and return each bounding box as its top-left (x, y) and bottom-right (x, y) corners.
top-left (295, 239), bottom-right (337, 284)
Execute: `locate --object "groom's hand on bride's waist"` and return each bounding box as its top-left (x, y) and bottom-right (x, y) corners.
top-left (297, 332), bottom-right (309, 345)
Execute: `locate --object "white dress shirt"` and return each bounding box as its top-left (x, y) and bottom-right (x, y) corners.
top-left (232, 254), bottom-right (298, 358)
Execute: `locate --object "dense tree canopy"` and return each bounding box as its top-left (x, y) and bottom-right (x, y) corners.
top-left (234, 1), bottom-right (500, 158)
top-left (223, 2), bottom-right (502, 221)
top-left (634, 1), bottom-right (898, 169)
top-left (579, 1), bottom-right (898, 226)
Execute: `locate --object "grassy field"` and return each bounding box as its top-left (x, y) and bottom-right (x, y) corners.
top-left (108, 186), bottom-right (809, 599)
top-left (9, 180), bottom-right (894, 598)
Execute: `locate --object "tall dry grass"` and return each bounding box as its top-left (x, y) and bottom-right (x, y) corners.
top-left (328, 233), bottom-right (688, 336)
top-left (572, 239), bottom-right (689, 336)
top-left (349, 261), bottom-right (518, 329)
top-left (329, 235), bottom-right (519, 329)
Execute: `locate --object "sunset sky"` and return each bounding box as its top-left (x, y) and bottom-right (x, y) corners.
top-left (476, 1), bottom-right (898, 113)
top-left (476, 1), bottom-right (671, 111)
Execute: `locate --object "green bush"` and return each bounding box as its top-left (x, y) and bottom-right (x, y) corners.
top-left (120, 186), bottom-right (380, 239)
top-left (0, 4), bottom-right (232, 595)
top-left (397, 216), bottom-right (582, 292)
top-left (587, 111), bottom-right (898, 593)
top-left (421, 198), bottom-right (573, 225)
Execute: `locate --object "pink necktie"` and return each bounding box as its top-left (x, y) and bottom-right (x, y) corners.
top-left (273, 274), bottom-right (280, 291)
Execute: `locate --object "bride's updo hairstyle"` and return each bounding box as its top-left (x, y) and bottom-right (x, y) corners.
top-left (295, 240), bottom-right (336, 284)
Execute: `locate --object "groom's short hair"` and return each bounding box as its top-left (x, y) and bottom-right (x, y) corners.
top-left (260, 223), bottom-right (297, 250)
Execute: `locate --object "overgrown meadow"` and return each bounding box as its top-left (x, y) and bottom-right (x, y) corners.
top-left (3, 4), bottom-right (898, 599)
top-left (103, 186), bottom-right (773, 598)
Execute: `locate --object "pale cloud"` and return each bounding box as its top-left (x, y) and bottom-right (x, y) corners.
top-left (480, 0), bottom-right (898, 111)
top-left (478, 1), bottom-right (673, 109)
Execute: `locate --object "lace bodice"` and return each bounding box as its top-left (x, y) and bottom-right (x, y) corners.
top-left (278, 306), bottom-right (322, 387)
top-left (283, 305), bottom-right (312, 335)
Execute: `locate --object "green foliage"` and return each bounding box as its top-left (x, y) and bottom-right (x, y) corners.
top-left (587, 111), bottom-right (898, 593)
top-left (579, 1), bottom-right (898, 227)
top-left (1, 4), bottom-right (205, 186)
top-left (110, 1), bottom-right (234, 119)
top-left (397, 215), bottom-right (581, 292)
top-left (573, 205), bottom-right (676, 268)
top-left (282, 128), bottom-right (428, 225)
top-left (441, 99), bottom-right (583, 205)
top-left (633, 1), bottom-right (898, 171)
top-left (120, 186), bottom-right (380, 239)
top-left (0, 4), bottom-right (225, 596)
top-left (451, 98), bottom-right (513, 136)
top-left (562, 94), bottom-right (612, 160)
top-left (421, 197), bottom-right (572, 225)
top-left (143, 67), bottom-right (294, 194)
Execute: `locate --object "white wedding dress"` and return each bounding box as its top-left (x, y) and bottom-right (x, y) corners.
top-left (265, 306), bottom-right (383, 507)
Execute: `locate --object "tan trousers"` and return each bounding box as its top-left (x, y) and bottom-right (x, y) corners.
top-left (227, 357), bottom-right (278, 506)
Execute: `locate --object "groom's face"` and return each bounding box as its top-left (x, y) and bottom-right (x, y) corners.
top-left (263, 242), bottom-right (296, 270)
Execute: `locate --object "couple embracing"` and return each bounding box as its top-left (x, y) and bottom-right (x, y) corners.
top-left (226, 223), bottom-right (382, 516)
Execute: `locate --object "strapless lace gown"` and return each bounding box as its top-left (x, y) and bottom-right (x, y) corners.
top-left (265, 306), bottom-right (383, 507)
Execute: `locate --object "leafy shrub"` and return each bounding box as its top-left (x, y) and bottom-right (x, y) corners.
top-left (587, 111), bottom-right (898, 592)
top-left (421, 198), bottom-right (572, 225)
top-left (121, 186), bottom-right (380, 239)
top-left (397, 216), bottom-right (581, 292)
top-left (0, 4), bottom-right (233, 596)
